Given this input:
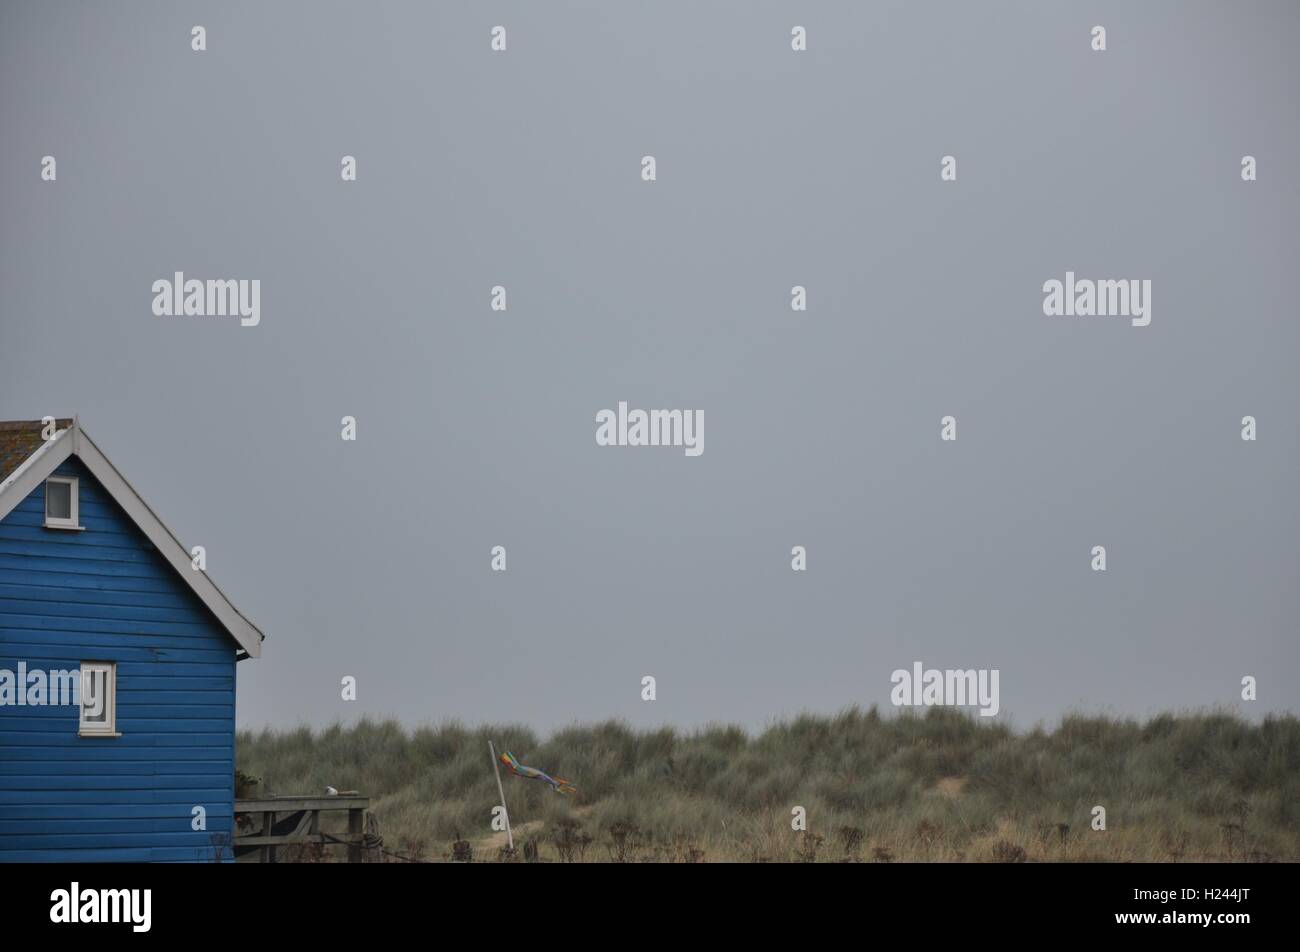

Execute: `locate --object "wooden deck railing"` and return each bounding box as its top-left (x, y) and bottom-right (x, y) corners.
top-left (234, 795), bottom-right (370, 863)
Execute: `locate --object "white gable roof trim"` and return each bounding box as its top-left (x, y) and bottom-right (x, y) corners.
top-left (0, 421), bottom-right (263, 658)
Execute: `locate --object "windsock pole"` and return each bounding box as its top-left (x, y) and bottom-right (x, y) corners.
top-left (489, 740), bottom-right (513, 850)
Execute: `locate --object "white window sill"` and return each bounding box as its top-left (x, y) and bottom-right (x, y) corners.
top-left (78, 731), bottom-right (122, 738)
top-left (44, 523), bottom-right (86, 531)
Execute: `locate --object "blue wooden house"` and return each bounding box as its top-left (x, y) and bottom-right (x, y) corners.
top-left (0, 418), bottom-right (262, 862)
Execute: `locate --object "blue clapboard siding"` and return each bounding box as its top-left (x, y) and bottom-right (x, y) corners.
top-left (0, 458), bottom-right (240, 863)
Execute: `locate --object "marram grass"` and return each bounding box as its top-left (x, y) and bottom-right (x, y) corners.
top-left (236, 707), bottom-right (1300, 862)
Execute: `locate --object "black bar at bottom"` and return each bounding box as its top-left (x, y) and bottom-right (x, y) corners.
top-left (2, 860), bottom-right (1287, 938)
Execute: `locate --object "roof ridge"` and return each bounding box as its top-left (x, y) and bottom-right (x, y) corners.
top-left (0, 418), bottom-right (73, 429)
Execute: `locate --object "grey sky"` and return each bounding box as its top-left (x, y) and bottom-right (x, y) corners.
top-left (2, 1), bottom-right (1297, 733)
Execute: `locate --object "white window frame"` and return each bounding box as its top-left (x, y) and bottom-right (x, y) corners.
top-left (44, 475), bottom-right (83, 530)
top-left (78, 661), bottom-right (119, 737)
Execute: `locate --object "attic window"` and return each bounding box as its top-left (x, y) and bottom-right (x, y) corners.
top-left (44, 476), bottom-right (82, 530)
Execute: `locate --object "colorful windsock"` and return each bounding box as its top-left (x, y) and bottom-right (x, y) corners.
top-left (500, 751), bottom-right (576, 795)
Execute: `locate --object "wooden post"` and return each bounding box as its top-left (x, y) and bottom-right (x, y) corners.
top-left (488, 740), bottom-right (513, 851)
top-left (347, 807), bottom-right (363, 864)
top-left (260, 810), bottom-right (273, 864)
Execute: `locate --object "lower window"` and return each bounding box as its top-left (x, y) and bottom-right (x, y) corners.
top-left (79, 662), bottom-right (117, 736)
